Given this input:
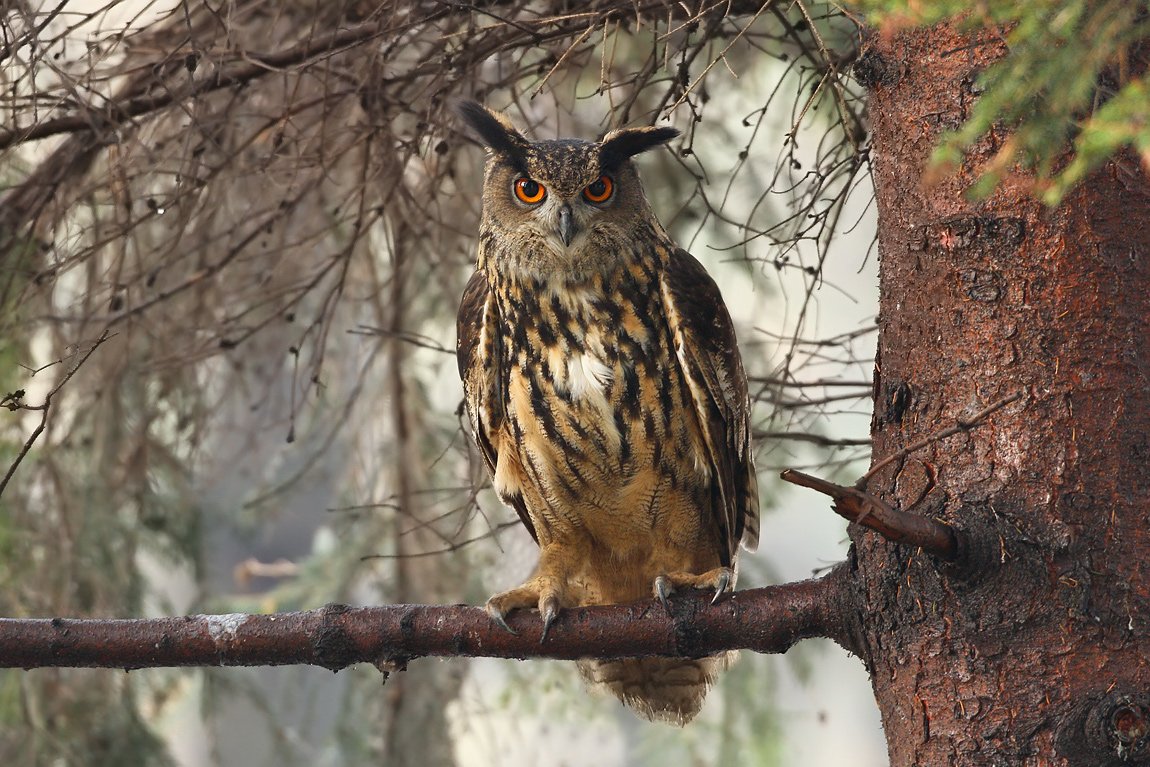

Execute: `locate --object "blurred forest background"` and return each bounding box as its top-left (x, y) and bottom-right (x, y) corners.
top-left (0, 1), bottom-right (889, 764)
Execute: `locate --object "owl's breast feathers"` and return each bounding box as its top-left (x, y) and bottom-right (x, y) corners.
top-left (457, 240), bottom-right (758, 594)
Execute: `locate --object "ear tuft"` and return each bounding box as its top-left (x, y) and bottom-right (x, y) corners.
top-left (599, 125), bottom-right (680, 169)
top-left (454, 100), bottom-right (530, 162)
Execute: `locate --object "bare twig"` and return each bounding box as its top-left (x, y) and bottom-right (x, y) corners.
top-left (360, 520), bottom-right (521, 560)
top-left (0, 564), bottom-right (855, 669)
top-left (857, 390), bottom-right (1025, 489)
top-left (666, 0), bottom-right (773, 112)
top-left (0, 331), bottom-right (113, 500)
top-left (749, 377), bottom-right (874, 388)
top-left (0, 19), bottom-right (400, 151)
top-left (754, 429), bottom-right (870, 448)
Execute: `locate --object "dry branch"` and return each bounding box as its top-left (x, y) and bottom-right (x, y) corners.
top-left (781, 469), bottom-right (958, 560)
top-left (0, 17), bottom-right (395, 151)
top-left (0, 331), bottom-right (112, 500)
top-left (0, 565), bottom-right (854, 670)
top-left (0, 0), bottom-right (801, 151)
top-left (776, 391), bottom-right (1024, 559)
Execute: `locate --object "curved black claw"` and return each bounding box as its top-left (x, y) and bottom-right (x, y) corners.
top-left (485, 603), bottom-right (518, 636)
top-left (711, 569), bottom-right (732, 605)
top-left (539, 597), bottom-right (560, 643)
top-left (654, 575), bottom-right (674, 616)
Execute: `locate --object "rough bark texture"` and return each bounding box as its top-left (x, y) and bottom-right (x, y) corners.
top-left (859, 23), bottom-right (1150, 766)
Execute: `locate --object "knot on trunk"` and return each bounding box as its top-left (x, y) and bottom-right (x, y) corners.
top-left (1059, 691), bottom-right (1150, 765)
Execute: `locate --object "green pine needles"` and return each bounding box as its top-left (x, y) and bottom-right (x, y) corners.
top-left (857, 0), bottom-right (1150, 203)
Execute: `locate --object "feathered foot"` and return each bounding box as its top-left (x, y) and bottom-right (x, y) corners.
top-left (485, 574), bottom-right (566, 641)
top-left (652, 567), bottom-right (733, 615)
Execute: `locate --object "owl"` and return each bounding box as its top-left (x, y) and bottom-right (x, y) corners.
top-left (455, 101), bottom-right (759, 725)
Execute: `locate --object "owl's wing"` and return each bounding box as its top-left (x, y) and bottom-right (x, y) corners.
top-left (456, 271), bottom-right (539, 543)
top-left (660, 249), bottom-right (760, 561)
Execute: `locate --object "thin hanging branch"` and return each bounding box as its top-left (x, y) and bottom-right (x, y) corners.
top-left (0, 565), bottom-right (856, 670)
top-left (857, 390), bottom-right (1025, 488)
top-left (0, 331), bottom-right (112, 500)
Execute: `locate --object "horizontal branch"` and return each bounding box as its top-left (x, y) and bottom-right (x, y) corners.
top-left (782, 469), bottom-right (959, 560)
top-left (0, 565), bottom-right (854, 670)
top-left (754, 429), bottom-right (870, 448)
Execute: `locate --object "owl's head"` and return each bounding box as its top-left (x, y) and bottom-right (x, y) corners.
top-left (456, 101), bottom-right (678, 275)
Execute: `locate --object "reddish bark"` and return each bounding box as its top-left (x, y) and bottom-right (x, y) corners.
top-left (858, 22), bottom-right (1150, 765)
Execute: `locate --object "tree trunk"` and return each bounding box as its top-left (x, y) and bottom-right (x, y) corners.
top-left (858, 22), bottom-right (1150, 765)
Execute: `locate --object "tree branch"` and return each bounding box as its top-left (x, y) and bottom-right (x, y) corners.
top-left (776, 392), bottom-right (1024, 560)
top-left (0, 18), bottom-right (402, 152)
top-left (0, 565), bottom-right (855, 670)
top-left (0, 331), bottom-right (113, 500)
top-left (781, 469), bottom-right (958, 560)
top-left (0, 0), bottom-right (780, 153)
top-left (754, 429), bottom-right (870, 448)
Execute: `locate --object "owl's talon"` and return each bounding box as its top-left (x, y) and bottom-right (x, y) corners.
top-left (540, 596), bottom-right (560, 642)
top-left (485, 602), bottom-right (519, 635)
top-left (654, 567), bottom-right (734, 611)
top-left (711, 569), bottom-right (732, 605)
top-left (654, 575), bottom-right (674, 615)
top-left (485, 571), bottom-right (568, 640)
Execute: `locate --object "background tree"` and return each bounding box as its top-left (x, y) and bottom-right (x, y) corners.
top-left (1, 1), bottom-right (1148, 765)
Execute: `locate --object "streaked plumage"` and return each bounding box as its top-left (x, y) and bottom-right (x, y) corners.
top-left (455, 102), bottom-right (759, 724)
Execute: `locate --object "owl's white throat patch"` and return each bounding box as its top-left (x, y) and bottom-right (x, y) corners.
top-left (557, 351), bottom-right (612, 400)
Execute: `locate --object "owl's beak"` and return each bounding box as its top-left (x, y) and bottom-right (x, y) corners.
top-left (557, 204), bottom-right (576, 247)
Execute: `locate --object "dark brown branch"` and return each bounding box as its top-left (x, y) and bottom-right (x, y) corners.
top-left (749, 377), bottom-right (874, 388)
top-left (781, 469), bottom-right (958, 560)
top-left (0, 565), bottom-right (855, 670)
top-left (754, 429), bottom-right (870, 448)
top-left (775, 392), bottom-right (1024, 559)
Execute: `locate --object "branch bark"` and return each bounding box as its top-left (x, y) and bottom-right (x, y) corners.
top-left (781, 469), bottom-right (958, 560)
top-left (0, 565), bottom-right (855, 670)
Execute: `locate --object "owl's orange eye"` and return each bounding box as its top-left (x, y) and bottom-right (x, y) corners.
top-left (514, 177), bottom-right (546, 204)
top-left (583, 175), bottom-right (614, 204)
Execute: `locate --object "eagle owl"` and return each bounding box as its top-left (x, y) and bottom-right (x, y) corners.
top-left (455, 102), bottom-right (759, 725)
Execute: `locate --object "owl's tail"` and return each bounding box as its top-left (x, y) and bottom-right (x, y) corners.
top-left (576, 653), bottom-right (735, 725)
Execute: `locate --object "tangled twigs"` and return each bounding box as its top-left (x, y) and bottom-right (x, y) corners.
top-left (781, 469), bottom-right (958, 560)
